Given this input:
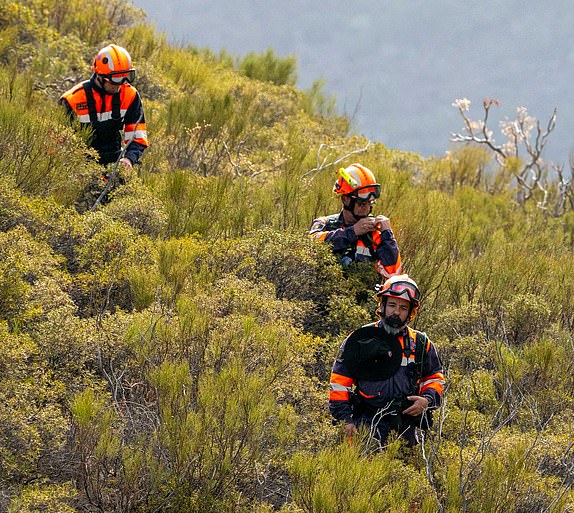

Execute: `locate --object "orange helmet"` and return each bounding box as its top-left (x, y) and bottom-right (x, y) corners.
top-left (333, 163), bottom-right (381, 199)
top-left (92, 44), bottom-right (136, 85)
top-left (377, 274), bottom-right (421, 311)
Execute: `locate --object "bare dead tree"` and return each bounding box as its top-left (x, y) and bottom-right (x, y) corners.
top-left (552, 160), bottom-right (574, 217)
top-left (449, 98), bottom-right (571, 214)
top-left (223, 139), bottom-right (247, 177)
top-left (301, 140), bottom-right (371, 181)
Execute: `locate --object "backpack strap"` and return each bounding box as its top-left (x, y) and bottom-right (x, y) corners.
top-left (406, 328), bottom-right (428, 383)
top-left (358, 233), bottom-right (376, 258)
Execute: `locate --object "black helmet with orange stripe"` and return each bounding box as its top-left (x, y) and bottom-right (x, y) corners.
top-left (92, 44), bottom-right (136, 85)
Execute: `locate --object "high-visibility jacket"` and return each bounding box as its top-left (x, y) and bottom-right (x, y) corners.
top-left (309, 212), bottom-right (402, 278)
top-left (329, 321), bottom-right (445, 424)
top-left (59, 75), bottom-right (148, 165)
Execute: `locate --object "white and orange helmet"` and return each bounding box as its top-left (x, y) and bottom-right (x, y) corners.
top-left (333, 163), bottom-right (381, 200)
top-left (376, 274), bottom-right (421, 320)
top-left (92, 44), bottom-right (136, 85)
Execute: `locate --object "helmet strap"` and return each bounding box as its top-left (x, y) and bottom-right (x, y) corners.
top-left (342, 196), bottom-right (355, 212)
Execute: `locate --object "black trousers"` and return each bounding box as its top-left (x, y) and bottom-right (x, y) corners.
top-left (354, 411), bottom-right (419, 447)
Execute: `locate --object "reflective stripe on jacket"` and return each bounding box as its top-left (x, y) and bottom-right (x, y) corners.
top-left (309, 212), bottom-right (402, 278)
top-left (59, 75), bottom-right (148, 165)
top-left (329, 322), bottom-right (445, 423)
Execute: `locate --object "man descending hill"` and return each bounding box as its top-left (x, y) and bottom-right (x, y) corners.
top-left (60, 44), bottom-right (148, 171)
top-left (329, 275), bottom-right (445, 447)
top-left (309, 164), bottom-right (401, 278)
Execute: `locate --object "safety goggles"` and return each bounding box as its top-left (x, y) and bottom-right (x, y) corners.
top-left (381, 281), bottom-right (420, 303)
top-left (348, 184), bottom-right (381, 200)
top-left (100, 69), bottom-right (136, 85)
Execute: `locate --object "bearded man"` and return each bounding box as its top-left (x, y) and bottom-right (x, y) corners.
top-left (328, 275), bottom-right (445, 447)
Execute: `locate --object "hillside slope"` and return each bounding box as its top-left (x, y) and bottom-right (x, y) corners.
top-left (0, 1), bottom-right (573, 512)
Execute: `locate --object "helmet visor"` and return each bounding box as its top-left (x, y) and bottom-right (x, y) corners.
top-left (383, 281), bottom-right (420, 303)
top-left (350, 184), bottom-right (381, 200)
top-left (100, 69), bottom-right (136, 85)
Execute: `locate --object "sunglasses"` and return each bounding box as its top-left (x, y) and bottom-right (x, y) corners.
top-left (100, 69), bottom-right (136, 85)
top-left (383, 281), bottom-right (420, 302)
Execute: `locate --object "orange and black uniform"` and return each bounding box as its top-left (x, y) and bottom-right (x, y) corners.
top-left (329, 321), bottom-right (445, 445)
top-left (59, 75), bottom-right (148, 165)
top-left (309, 212), bottom-right (402, 278)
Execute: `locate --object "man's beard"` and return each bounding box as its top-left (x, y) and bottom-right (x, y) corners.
top-left (381, 314), bottom-right (406, 335)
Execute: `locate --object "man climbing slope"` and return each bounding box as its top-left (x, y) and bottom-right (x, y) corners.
top-left (60, 43), bottom-right (148, 170)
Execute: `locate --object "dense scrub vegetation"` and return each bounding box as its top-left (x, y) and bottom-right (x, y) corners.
top-left (0, 1), bottom-right (573, 512)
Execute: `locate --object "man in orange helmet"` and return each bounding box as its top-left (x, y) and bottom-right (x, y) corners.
top-left (309, 163), bottom-right (401, 278)
top-left (329, 275), bottom-right (445, 447)
top-left (59, 44), bottom-right (148, 170)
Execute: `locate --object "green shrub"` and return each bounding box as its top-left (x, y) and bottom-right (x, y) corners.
top-left (437, 334), bottom-right (495, 373)
top-left (75, 214), bottom-right (156, 315)
top-left (300, 79), bottom-right (338, 118)
top-left (429, 303), bottom-right (493, 341)
top-left (7, 481), bottom-right (76, 513)
top-left (0, 225), bottom-right (67, 327)
top-left (70, 387), bottom-right (123, 511)
top-left (437, 434), bottom-right (571, 513)
top-left (290, 443), bottom-right (436, 513)
top-left (0, 324), bottom-right (69, 483)
top-left (0, 68), bottom-right (100, 202)
top-left (17, 0), bottom-right (144, 46)
top-left (420, 146), bottom-right (493, 194)
top-left (503, 294), bottom-right (551, 345)
top-left (448, 369), bottom-right (498, 413)
top-left (104, 179), bottom-right (169, 238)
top-left (237, 48), bottom-right (297, 86)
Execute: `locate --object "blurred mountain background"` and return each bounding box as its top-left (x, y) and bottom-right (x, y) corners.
top-left (133, 0), bottom-right (574, 164)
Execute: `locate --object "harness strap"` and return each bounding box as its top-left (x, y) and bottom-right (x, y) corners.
top-left (82, 81), bottom-right (98, 125)
top-left (82, 81), bottom-right (122, 127)
top-left (358, 233), bottom-right (376, 257)
top-left (111, 90), bottom-right (121, 121)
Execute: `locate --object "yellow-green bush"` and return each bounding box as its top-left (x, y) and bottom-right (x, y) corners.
top-left (290, 442), bottom-right (436, 513)
top-left (7, 481), bottom-right (76, 513)
top-left (1, 1), bottom-right (574, 511)
top-left (0, 324), bottom-right (69, 482)
top-left (237, 48), bottom-right (297, 86)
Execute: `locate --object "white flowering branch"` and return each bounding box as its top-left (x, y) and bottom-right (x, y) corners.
top-left (451, 98), bottom-right (506, 162)
top-left (450, 97), bottom-right (564, 212)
